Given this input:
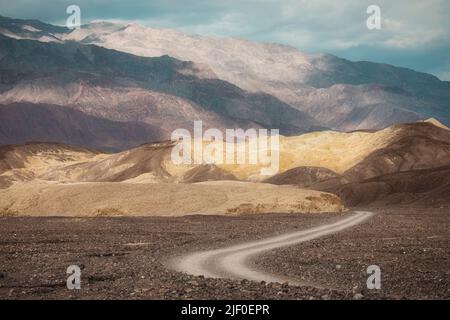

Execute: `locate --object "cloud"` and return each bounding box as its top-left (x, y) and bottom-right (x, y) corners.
top-left (0, 0), bottom-right (449, 79)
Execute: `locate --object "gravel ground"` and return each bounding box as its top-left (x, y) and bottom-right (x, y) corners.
top-left (0, 208), bottom-right (448, 300)
top-left (255, 207), bottom-right (450, 299)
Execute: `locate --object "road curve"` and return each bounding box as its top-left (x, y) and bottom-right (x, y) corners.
top-left (169, 211), bottom-right (374, 285)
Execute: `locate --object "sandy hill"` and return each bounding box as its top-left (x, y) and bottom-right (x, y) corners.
top-left (0, 142), bottom-right (344, 216)
top-left (343, 122), bottom-right (450, 181)
top-left (160, 124), bottom-right (401, 181)
top-left (1, 120), bottom-right (449, 215)
top-left (39, 141), bottom-right (177, 184)
top-left (0, 142), bottom-right (98, 188)
top-left (264, 167), bottom-right (341, 188)
top-left (421, 118), bottom-right (449, 130)
top-left (264, 121), bottom-right (450, 207)
top-left (333, 166), bottom-right (450, 207)
top-left (0, 181), bottom-right (343, 217)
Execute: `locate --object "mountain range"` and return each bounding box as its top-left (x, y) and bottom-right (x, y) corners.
top-left (0, 15), bottom-right (449, 151)
top-left (0, 14), bottom-right (449, 215)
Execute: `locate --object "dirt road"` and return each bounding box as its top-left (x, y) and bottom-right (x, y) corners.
top-left (1, 208), bottom-right (448, 299)
top-left (170, 211), bottom-right (374, 285)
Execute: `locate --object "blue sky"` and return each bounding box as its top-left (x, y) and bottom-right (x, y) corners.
top-left (1, 0), bottom-right (449, 80)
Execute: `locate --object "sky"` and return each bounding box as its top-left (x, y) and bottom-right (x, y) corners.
top-left (1, 0), bottom-right (449, 80)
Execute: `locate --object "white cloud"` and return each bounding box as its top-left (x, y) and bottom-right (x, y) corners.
top-left (1, 0), bottom-right (449, 78)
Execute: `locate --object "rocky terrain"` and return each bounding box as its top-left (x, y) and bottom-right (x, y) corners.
top-left (0, 208), bottom-right (448, 299)
top-left (255, 207), bottom-right (450, 299)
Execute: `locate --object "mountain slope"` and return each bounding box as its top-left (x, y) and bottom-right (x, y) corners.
top-left (263, 122), bottom-right (450, 206)
top-left (0, 142), bottom-right (344, 216)
top-left (332, 166), bottom-right (450, 207)
top-left (0, 33), bottom-right (322, 146)
top-left (0, 141), bottom-right (98, 188)
top-left (342, 122), bottom-right (450, 182)
top-left (1, 121), bottom-right (448, 207)
top-left (0, 102), bottom-right (165, 151)
top-left (0, 15), bottom-right (68, 42)
top-left (1, 16), bottom-right (449, 131)
top-left (25, 18), bottom-right (448, 130)
top-left (264, 166), bottom-right (341, 188)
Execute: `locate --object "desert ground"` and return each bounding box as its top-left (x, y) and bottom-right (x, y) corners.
top-left (0, 11), bottom-right (449, 302)
top-left (0, 120), bottom-right (449, 300)
top-left (0, 207), bottom-right (448, 300)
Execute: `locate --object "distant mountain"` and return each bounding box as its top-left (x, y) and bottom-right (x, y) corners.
top-left (0, 15), bottom-right (449, 147)
top-left (0, 32), bottom-right (322, 150)
top-left (13, 17), bottom-right (445, 130)
top-left (0, 102), bottom-right (165, 151)
top-left (0, 15), bottom-right (69, 42)
top-left (1, 15), bottom-right (448, 213)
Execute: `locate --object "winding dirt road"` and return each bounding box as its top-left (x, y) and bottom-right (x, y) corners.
top-left (170, 211), bottom-right (374, 285)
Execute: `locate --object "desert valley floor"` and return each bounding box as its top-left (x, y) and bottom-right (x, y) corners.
top-left (0, 207), bottom-right (448, 300)
top-left (0, 11), bottom-right (449, 302)
top-left (0, 120), bottom-right (449, 299)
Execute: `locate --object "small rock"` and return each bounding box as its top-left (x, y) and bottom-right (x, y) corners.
top-left (187, 280), bottom-right (198, 286)
top-left (335, 264), bottom-right (342, 270)
top-left (353, 293), bottom-right (364, 300)
top-left (271, 283), bottom-right (282, 290)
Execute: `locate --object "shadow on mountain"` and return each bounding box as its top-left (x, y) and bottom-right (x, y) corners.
top-left (0, 102), bottom-right (164, 151)
top-left (265, 122), bottom-right (450, 207)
